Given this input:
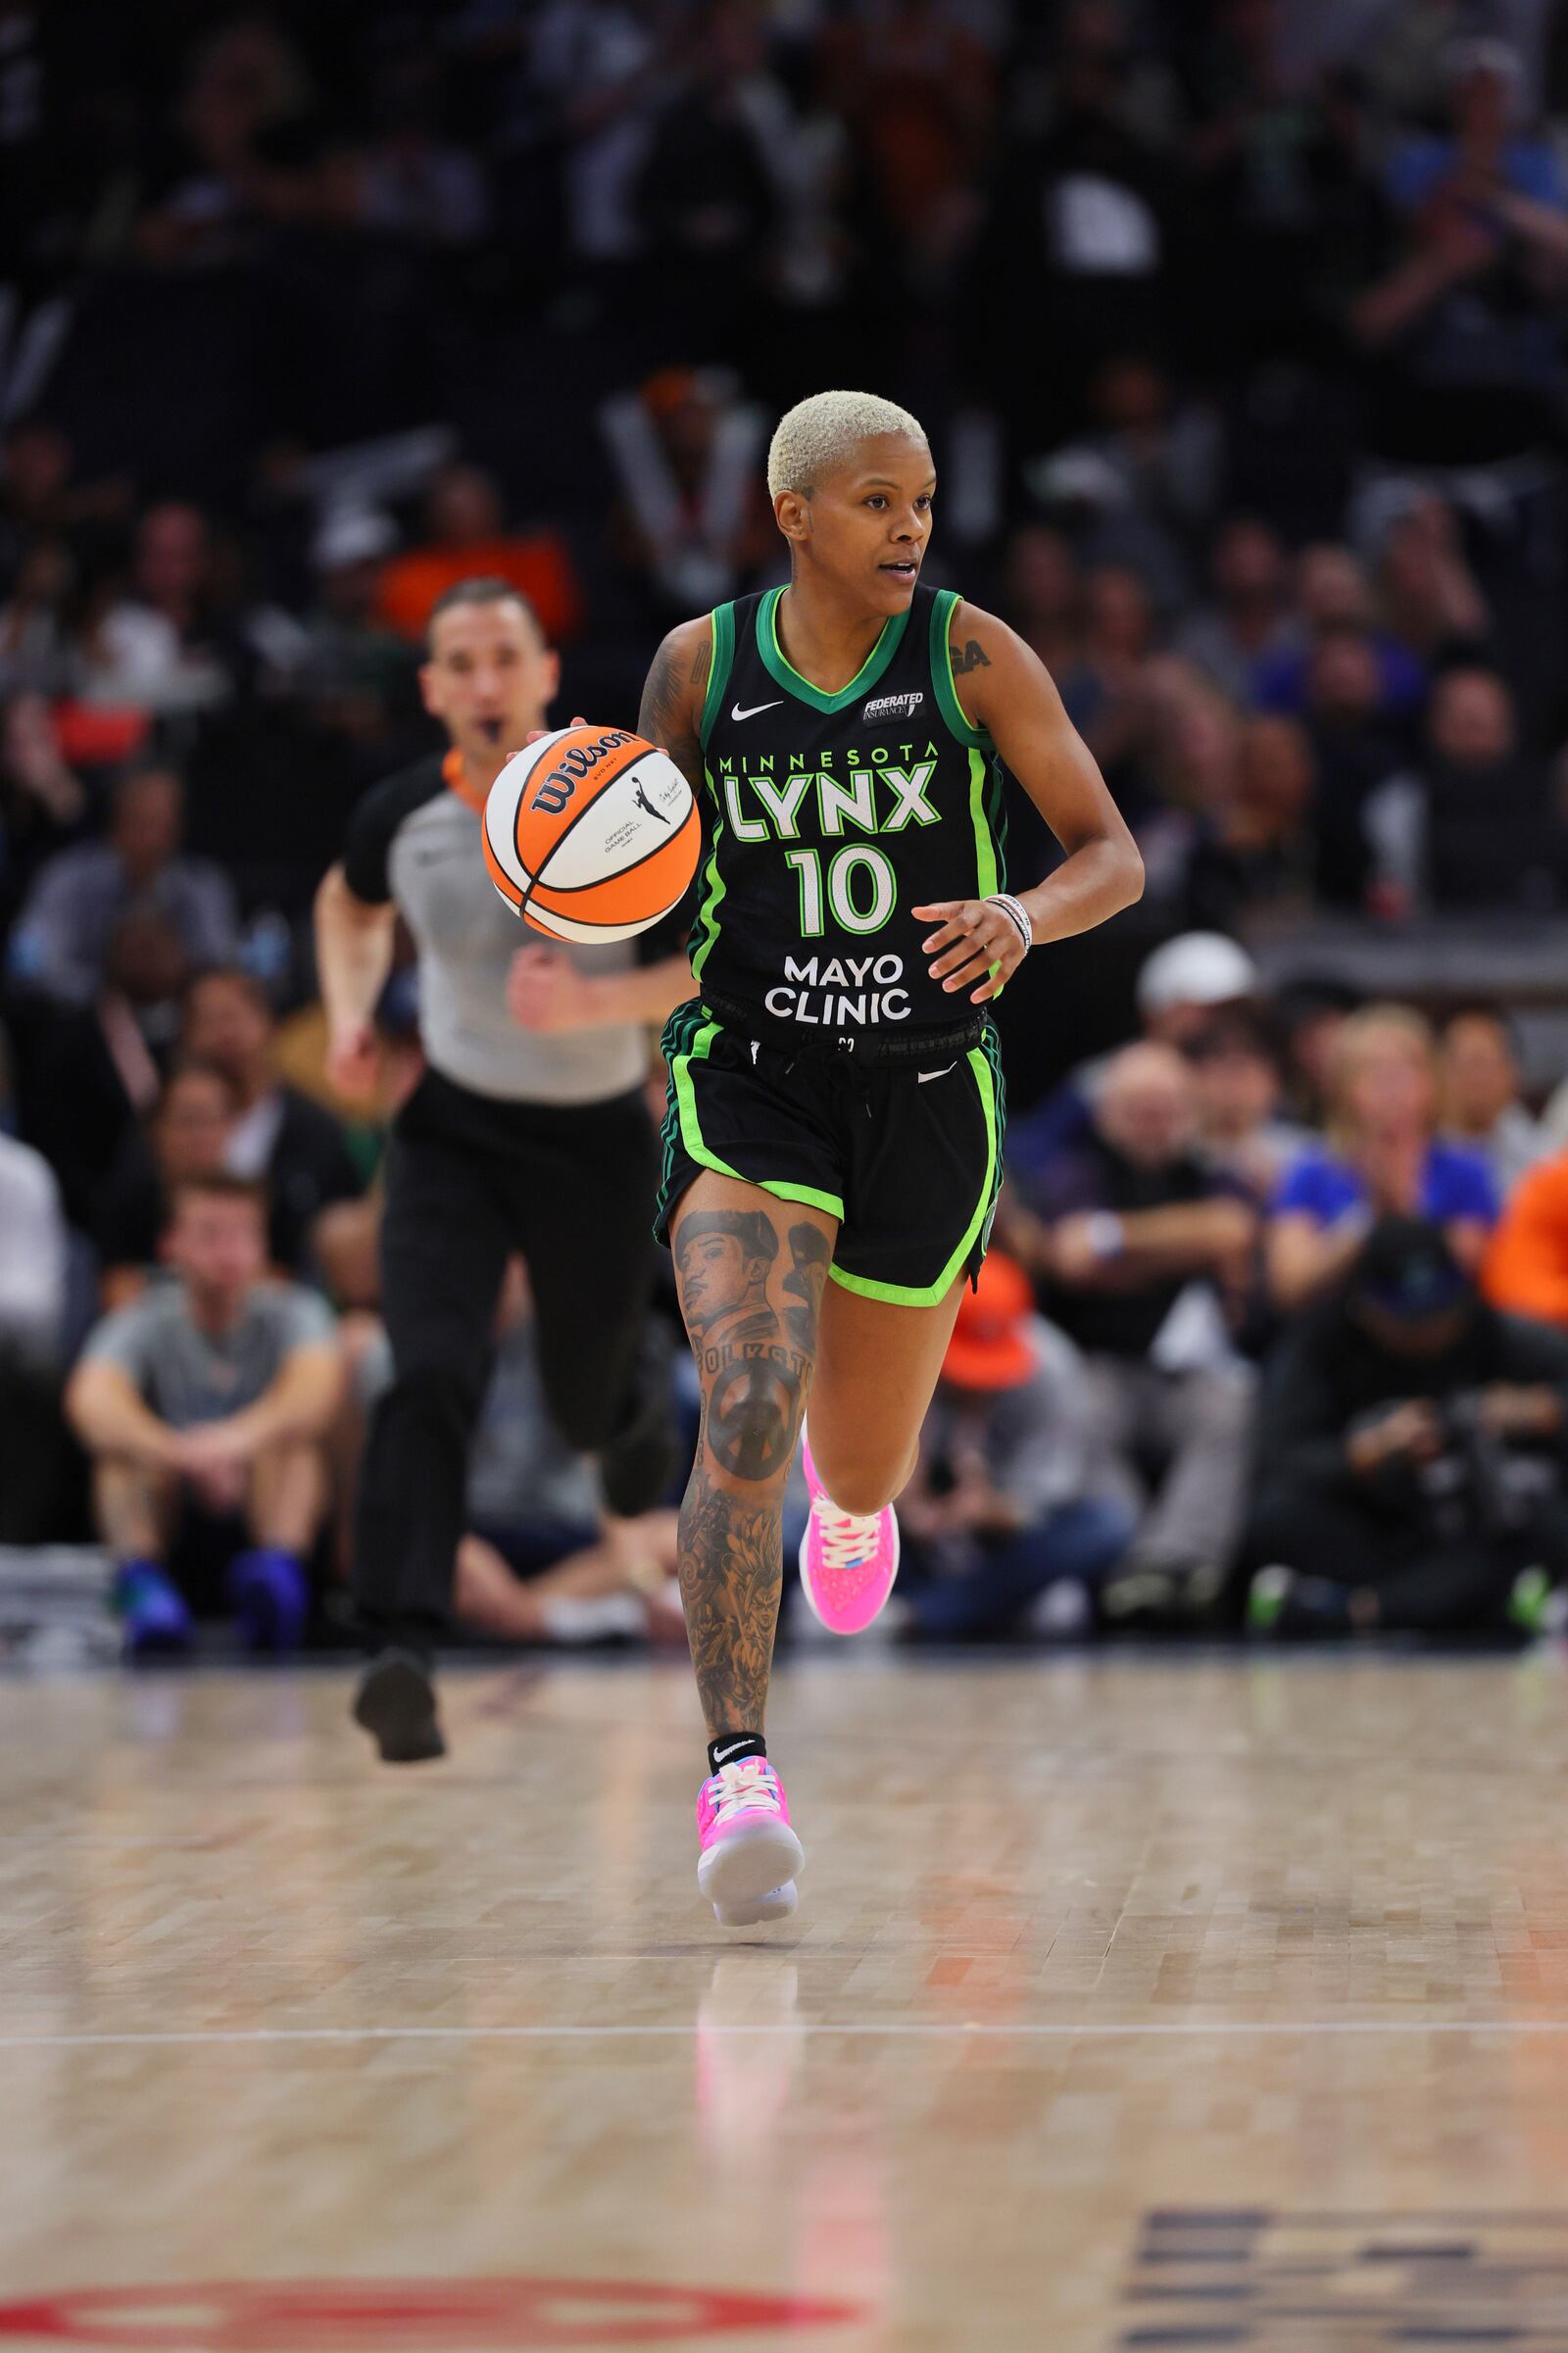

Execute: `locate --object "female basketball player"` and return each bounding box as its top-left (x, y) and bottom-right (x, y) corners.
top-left (641, 390), bottom-right (1144, 1927)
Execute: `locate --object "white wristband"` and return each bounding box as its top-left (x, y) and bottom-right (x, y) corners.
top-left (988, 892), bottom-right (1033, 951)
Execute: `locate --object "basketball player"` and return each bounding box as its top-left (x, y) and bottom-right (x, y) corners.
top-left (316, 579), bottom-right (690, 1761)
top-left (643, 391), bottom-right (1144, 1925)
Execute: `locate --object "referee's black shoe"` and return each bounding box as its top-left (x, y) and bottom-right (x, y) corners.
top-left (353, 1649), bottom-right (446, 1763)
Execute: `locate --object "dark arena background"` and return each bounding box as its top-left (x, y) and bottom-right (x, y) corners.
top-left (12, 3), bottom-right (1568, 2347)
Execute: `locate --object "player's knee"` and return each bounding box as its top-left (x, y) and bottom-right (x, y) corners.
top-left (815, 1457), bottom-right (902, 1518)
top-left (702, 1362), bottom-right (803, 1485)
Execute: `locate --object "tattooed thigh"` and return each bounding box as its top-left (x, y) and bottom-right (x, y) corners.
top-left (673, 1202), bottom-right (832, 1483)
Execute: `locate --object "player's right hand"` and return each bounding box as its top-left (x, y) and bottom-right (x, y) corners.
top-left (326, 1019), bottom-right (379, 1103)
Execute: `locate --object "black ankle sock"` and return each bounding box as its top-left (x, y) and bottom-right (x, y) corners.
top-left (708, 1731), bottom-right (765, 1775)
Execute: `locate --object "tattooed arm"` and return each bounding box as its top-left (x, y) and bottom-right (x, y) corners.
top-left (637, 613), bottom-right (712, 794)
top-left (914, 599), bottom-right (1145, 1005)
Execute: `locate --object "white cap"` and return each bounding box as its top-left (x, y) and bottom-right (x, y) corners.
top-left (312, 505), bottom-right (398, 572)
top-left (1136, 931), bottom-right (1259, 1018)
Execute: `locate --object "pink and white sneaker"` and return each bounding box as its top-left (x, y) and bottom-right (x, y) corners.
top-left (798, 1424), bottom-right (901, 1636)
top-left (697, 1759), bottom-right (805, 1921)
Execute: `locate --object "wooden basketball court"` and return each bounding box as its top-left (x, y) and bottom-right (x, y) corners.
top-left (6, 1648), bottom-right (1568, 2350)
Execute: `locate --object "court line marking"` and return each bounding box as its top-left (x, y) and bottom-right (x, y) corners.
top-left (9, 2020), bottom-right (1568, 2049)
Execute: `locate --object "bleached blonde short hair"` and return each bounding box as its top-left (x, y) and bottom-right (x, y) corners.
top-left (766, 389), bottom-right (928, 500)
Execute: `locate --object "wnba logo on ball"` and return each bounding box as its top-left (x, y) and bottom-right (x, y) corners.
top-left (530, 730), bottom-right (636, 815)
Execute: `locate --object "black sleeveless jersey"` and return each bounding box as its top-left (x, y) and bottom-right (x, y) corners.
top-left (689, 582), bottom-right (1007, 1037)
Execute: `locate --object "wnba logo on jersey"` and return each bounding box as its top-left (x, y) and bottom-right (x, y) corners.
top-left (861, 690), bottom-right (924, 724)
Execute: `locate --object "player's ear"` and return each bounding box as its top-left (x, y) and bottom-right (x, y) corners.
top-left (541, 648), bottom-right (562, 705)
top-left (417, 660), bottom-right (442, 720)
top-left (774, 489), bottom-right (809, 551)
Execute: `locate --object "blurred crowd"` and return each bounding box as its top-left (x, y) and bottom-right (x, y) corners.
top-left (9, 0), bottom-right (1568, 1652)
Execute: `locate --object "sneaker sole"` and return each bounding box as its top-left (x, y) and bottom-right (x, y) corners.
top-left (698, 1817), bottom-right (806, 1909)
top-left (714, 1881), bottom-right (798, 1929)
top-left (352, 1653), bottom-right (446, 1763)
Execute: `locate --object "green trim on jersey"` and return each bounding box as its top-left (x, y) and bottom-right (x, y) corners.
top-left (666, 1009), bottom-right (845, 1219)
top-left (689, 800), bottom-right (727, 983)
top-left (757, 585), bottom-right (909, 714)
top-left (966, 745), bottom-right (1000, 902)
top-left (826, 1031), bottom-right (1003, 1305)
top-left (698, 603), bottom-right (736, 750)
top-left (930, 587), bottom-right (991, 750)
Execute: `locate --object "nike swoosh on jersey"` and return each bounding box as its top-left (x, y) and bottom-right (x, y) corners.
top-left (916, 1063), bottom-right (957, 1083)
top-left (730, 699), bottom-right (784, 722)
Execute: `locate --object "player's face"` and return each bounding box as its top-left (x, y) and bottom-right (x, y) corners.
top-left (420, 600), bottom-right (561, 768)
top-left (677, 1231), bottom-right (755, 1328)
top-left (782, 433), bottom-right (935, 616)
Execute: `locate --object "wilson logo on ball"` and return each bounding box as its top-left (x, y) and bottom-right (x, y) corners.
top-left (529, 728), bottom-right (637, 816)
top-left (483, 722), bottom-right (700, 945)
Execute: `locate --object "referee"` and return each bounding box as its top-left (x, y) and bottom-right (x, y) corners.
top-left (316, 578), bottom-right (689, 1761)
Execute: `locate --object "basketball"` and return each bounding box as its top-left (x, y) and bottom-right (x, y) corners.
top-left (482, 722), bottom-right (700, 942)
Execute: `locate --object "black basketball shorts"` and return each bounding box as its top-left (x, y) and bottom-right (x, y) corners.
top-left (655, 998), bottom-right (1006, 1307)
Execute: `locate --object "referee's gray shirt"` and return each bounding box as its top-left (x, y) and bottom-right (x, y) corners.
top-left (342, 754), bottom-right (681, 1106)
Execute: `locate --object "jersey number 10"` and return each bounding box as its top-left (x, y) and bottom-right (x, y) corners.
top-left (784, 845), bottom-right (897, 939)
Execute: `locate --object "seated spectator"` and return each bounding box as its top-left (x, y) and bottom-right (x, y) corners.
top-left (0, 1105), bottom-right (70, 1543)
top-left (9, 907), bottom-right (193, 1234)
top-left (356, 53), bottom-right (490, 248)
top-left (65, 1175), bottom-right (340, 1659)
top-left (1483, 1144), bottom-right (1568, 1327)
top-left (1268, 1005), bottom-right (1498, 1313)
top-left (8, 762), bottom-right (236, 1006)
top-left (1439, 1005), bottom-right (1545, 1199)
top-left (0, 691), bottom-right (90, 921)
top-left (1007, 929), bottom-right (1260, 1181)
top-left (1003, 523), bottom-right (1090, 720)
top-left (95, 1059), bottom-right (239, 1309)
top-left (894, 1252), bottom-right (1133, 1642)
top-left (1185, 1009), bottom-right (1305, 1205)
top-left (181, 967), bottom-right (362, 1274)
top-left (297, 507), bottom-right (414, 745)
top-left (78, 504), bottom-right (246, 714)
top-left (1374, 494), bottom-right (1490, 668)
top-left (1354, 37), bottom-right (1568, 470)
top-left (1254, 544), bottom-right (1426, 723)
top-left (1299, 624), bottom-right (1406, 907)
top-left (1369, 668), bottom-right (1551, 912)
top-left (1174, 516), bottom-right (1295, 707)
top-left (1248, 1216), bottom-right (1568, 1638)
top-left (1182, 712), bottom-right (1317, 931)
top-left (602, 369), bottom-right (771, 618)
top-left (1004, 1042), bottom-right (1258, 1615)
top-left (1273, 974), bottom-right (1362, 1131)
top-left (375, 465), bottom-right (583, 645)
top-left (1075, 563), bottom-right (1158, 775)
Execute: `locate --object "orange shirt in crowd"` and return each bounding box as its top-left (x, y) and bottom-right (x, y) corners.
top-left (375, 534), bottom-right (584, 645)
top-left (1483, 1152), bottom-right (1568, 1325)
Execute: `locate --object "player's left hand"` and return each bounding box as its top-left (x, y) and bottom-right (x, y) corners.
top-left (913, 898), bottom-right (1026, 1005)
top-left (508, 942), bottom-right (602, 1033)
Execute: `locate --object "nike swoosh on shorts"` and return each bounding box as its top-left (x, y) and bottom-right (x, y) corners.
top-left (917, 1063), bottom-right (957, 1083)
top-left (730, 700), bottom-right (783, 722)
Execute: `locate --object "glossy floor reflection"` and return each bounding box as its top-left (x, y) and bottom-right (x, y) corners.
top-left (7, 1649), bottom-right (1568, 2350)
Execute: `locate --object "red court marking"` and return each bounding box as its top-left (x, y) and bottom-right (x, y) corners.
top-left (0, 2279), bottom-right (863, 2349)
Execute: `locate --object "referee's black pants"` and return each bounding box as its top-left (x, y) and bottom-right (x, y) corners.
top-left (352, 1070), bottom-right (677, 1648)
